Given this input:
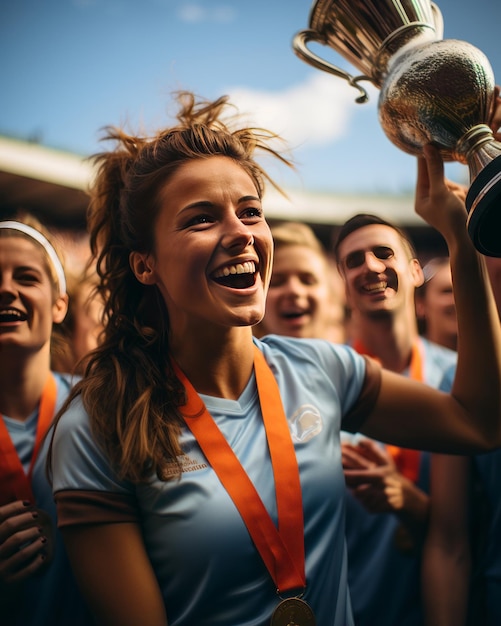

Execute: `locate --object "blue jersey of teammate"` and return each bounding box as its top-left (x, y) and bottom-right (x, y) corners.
top-left (3, 372), bottom-right (94, 626)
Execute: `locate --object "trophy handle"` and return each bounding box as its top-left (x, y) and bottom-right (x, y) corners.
top-left (292, 29), bottom-right (370, 104)
top-left (430, 3), bottom-right (444, 39)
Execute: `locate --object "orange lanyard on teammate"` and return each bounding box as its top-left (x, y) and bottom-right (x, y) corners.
top-left (353, 339), bottom-right (424, 483)
top-left (174, 346), bottom-right (306, 595)
top-left (0, 373), bottom-right (57, 505)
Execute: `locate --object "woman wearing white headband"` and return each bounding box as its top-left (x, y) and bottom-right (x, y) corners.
top-left (0, 215), bottom-right (94, 625)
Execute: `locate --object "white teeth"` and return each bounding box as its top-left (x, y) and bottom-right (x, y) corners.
top-left (364, 282), bottom-right (387, 292)
top-left (0, 308), bottom-right (22, 318)
top-left (214, 261), bottom-right (256, 278)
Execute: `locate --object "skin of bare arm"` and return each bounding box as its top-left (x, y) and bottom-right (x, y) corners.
top-left (422, 454), bottom-right (471, 626)
top-left (61, 523), bottom-right (168, 626)
top-left (360, 146), bottom-right (501, 453)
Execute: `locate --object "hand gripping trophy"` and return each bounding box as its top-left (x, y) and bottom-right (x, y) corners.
top-left (293, 0), bottom-right (501, 256)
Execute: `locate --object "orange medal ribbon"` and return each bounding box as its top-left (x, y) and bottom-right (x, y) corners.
top-left (353, 339), bottom-right (423, 483)
top-left (0, 373), bottom-right (57, 505)
top-left (174, 346), bottom-right (306, 594)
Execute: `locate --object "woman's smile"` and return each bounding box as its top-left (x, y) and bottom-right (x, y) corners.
top-left (132, 156), bottom-right (273, 332)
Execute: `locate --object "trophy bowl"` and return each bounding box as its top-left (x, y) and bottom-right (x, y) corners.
top-left (292, 0), bottom-right (501, 256)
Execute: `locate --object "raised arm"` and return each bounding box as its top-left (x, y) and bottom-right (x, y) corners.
top-left (360, 146), bottom-right (501, 453)
top-left (417, 144), bottom-right (501, 431)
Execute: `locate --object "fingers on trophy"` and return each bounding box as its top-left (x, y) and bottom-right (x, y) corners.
top-left (293, 0), bottom-right (501, 256)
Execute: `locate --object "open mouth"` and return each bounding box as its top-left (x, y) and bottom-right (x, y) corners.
top-left (281, 310), bottom-right (309, 320)
top-left (212, 261), bottom-right (257, 289)
top-left (362, 281), bottom-right (388, 294)
top-left (0, 308), bottom-right (27, 323)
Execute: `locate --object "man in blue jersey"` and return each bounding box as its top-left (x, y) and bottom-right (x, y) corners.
top-left (334, 213), bottom-right (457, 626)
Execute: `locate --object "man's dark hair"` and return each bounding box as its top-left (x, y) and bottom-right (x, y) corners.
top-left (334, 213), bottom-right (417, 262)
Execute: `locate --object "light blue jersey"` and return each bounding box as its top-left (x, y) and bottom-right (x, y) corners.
top-left (3, 372), bottom-right (94, 626)
top-left (344, 338), bottom-right (457, 626)
top-left (52, 335), bottom-right (381, 626)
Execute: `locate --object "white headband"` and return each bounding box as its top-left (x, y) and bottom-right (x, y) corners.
top-left (0, 221), bottom-right (67, 296)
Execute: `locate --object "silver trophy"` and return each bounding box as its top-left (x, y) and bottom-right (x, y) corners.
top-left (292, 0), bottom-right (501, 256)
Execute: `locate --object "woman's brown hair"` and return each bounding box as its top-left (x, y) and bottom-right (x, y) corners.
top-left (49, 92), bottom-right (293, 483)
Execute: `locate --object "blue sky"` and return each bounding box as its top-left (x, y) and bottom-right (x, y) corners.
top-left (1, 0), bottom-right (500, 195)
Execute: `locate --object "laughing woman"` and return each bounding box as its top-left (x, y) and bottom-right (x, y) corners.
top-left (0, 215), bottom-right (93, 625)
top-left (49, 93), bottom-right (501, 626)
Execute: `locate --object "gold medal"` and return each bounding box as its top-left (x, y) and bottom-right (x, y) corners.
top-left (270, 597), bottom-right (317, 626)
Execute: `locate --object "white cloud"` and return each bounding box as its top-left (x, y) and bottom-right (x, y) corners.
top-left (227, 73), bottom-right (378, 149)
top-left (177, 3), bottom-right (236, 23)
top-left (178, 4), bottom-right (205, 22)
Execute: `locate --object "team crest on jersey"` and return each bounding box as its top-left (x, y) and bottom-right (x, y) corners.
top-left (289, 404), bottom-right (323, 443)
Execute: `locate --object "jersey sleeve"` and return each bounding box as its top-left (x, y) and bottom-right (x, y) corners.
top-left (51, 395), bottom-right (140, 528)
top-left (341, 355), bottom-right (382, 433)
top-left (257, 336), bottom-right (382, 434)
top-left (317, 344), bottom-right (381, 433)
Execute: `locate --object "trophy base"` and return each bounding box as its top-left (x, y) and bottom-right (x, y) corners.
top-left (466, 155), bottom-right (501, 257)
